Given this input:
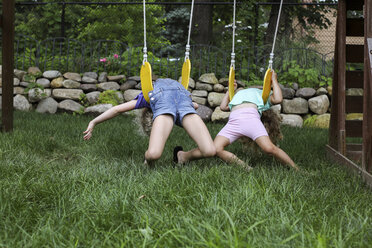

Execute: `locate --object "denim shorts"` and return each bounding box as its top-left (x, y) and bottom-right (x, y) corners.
top-left (149, 78), bottom-right (196, 126)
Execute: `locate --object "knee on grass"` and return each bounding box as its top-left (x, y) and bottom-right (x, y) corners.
top-left (200, 146), bottom-right (216, 158)
top-left (215, 144), bottom-right (227, 157)
top-left (145, 149), bottom-right (163, 161)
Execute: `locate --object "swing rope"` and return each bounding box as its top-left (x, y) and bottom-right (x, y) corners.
top-left (140, 0), bottom-right (153, 103)
top-left (230, 0), bottom-right (236, 69)
top-left (180, 0), bottom-right (195, 90)
top-left (227, 0), bottom-right (237, 101)
top-left (143, 0), bottom-right (148, 64)
top-left (185, 0), bottom-right (195, 61)
top-left (262, 0), bottom-right (283, 104)
top-left (268, 0), bottom-right (283, 69)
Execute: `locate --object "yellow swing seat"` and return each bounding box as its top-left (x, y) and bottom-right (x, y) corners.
top-left (140, 61), bottom-right (153, 103)
top-left (262, 68), bottom-right (272, 104)
top-left (181, 59), bottom-right (191, 89)
top-left (228, 66), bottom-right (235, 101)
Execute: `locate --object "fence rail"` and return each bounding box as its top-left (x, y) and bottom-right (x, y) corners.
top-left (3, 35), bottom-right (334, 82)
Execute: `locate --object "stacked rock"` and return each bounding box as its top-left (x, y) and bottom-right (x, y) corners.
top-left (1, 66), bottom-right (360, 129)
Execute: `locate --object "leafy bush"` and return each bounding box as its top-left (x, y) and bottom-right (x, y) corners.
top-left (98, 54), bottom-right (123, 75)
top-left (245, 71), bottom-right (264, 87)
top-left (97, 48), bottom-right (183, 77)
top-left (23, 72), bottom-right (45, 94)
top-left (320, 75), bottom-right (332, 87)
top-left (97, 90), bottom-right (121, 106)
top-left (73, 106), bottom-right (86, 116)
top-left (278, 60), bottom-right (332, 88)
top-left (79, 93), bottom-right (89, 107)
top-left (23, 74), bottom-right (37, 83)
top-left (304, 114), bottom-right (318, 127)
top-left (24, 82), bottom-right (44, 94)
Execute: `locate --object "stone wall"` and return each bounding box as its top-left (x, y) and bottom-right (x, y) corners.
top-left (0, 66), bottom-right (357, 128)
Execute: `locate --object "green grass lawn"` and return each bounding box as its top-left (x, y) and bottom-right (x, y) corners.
top-left (0, 111), bottom-right (371, 247)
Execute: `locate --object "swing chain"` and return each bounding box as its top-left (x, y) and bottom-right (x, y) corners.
top-left (185, 44), bottom-right (190, 61)
top-left (143, 0), bottom-right (148, 65)
top-left (230, 0), bottom-right (236, 70)
top-left (143, 47), bottom-right (148, 64)
top-left (268, 52), bottom-right (274, 69)
top-left (231, 52), bottom-right (235, 69)
top-left (268, 0), bottom-right (283, 70)
top-left (185, 0), bottom-right (195, 62)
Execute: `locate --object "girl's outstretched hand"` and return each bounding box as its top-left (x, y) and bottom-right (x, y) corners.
top-left (83, 122), bottom-right (95, 140)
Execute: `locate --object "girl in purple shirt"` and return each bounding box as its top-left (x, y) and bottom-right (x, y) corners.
top-left (84, 78), bottom-right (216, 165)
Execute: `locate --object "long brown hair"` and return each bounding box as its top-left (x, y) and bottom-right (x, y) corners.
top-left (240, 109), bottom-right (283, 150)
top-left (137, 107), bottom-right (153, 136)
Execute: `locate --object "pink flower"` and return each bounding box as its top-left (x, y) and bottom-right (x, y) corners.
top-left (100, 58), bottom-right (107, 63)
top-left (113, 54), bottom-right (119, 59)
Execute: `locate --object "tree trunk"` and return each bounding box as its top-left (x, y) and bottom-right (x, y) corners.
top-left (264, 0), bottom-right (282, 46)
top-left (192, 0), bottom-right (213, 45)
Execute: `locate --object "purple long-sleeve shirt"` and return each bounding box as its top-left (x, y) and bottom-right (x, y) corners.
top-left (134, 92), bottom-right (150, 109)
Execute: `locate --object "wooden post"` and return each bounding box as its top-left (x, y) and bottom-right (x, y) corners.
top-left (329, 6), bottom-right (339, 149)
top-left (363, 0), bottom-right (372, 173)
top-left (337, 0), bottom-right (347, 155)
top-left (329, 0), bottom-right (347, 153)
top-left (1, 0), bottom-right (15, 132)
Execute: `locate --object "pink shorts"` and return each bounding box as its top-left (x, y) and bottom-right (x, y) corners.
top-left (217, 107), bottom-right (268, 143)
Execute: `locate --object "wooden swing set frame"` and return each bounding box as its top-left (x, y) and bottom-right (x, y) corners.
top-left (326, 0), bottom-right (372, 189)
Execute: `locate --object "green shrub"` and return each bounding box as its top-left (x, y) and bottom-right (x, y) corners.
top-left (24, 82), bottom-right (44, 94)
top-left (320, 75), bottom-right (332, 87)
top-left (73, 106), bottom-right (85, 116)
top-left (79, 93), bottom-right (89, 107)
top-left (278, 60), bottom-right (332, 88)
top-left (97, 90), bottom-right (121, 106)
top-left (304, 114), bottom-right (318, 127)
top-left (246, 71), bottom-right (264, 86)
top-left (23, 74), bottom-right (37, 83)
